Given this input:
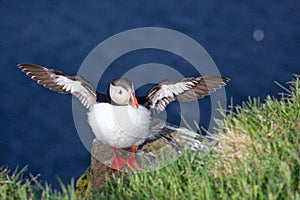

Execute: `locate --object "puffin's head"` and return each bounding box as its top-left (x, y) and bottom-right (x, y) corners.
top-left (109, 77), bottom-right (138, 108)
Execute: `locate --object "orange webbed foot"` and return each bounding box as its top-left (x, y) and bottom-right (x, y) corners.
top-left (111, 147), bottom-right (126, 170)
top-left (126, 146), bottom-right (141, 171)
top-left (126, 156), bottom-right (141, 170)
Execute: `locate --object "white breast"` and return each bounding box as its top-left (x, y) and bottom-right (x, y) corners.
top-left (87, 103), bottom-right (151, 148)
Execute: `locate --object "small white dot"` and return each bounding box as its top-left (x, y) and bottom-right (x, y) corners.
top-left (253, 29), bottom-right (265, 41)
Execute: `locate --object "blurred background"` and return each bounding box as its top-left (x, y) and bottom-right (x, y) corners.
top-left (0, 1), bottom-right (299, 187)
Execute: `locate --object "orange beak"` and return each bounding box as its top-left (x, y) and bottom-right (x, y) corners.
top-left (131, 92), bottom-right (139, 108)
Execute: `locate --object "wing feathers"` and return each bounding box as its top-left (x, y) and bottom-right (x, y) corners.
top-left (18, 64), bottom-right (97, 109)
top-left (19, 64), bottom-right (229, 112)
top-left (146, 76), bottom-right (229, 113)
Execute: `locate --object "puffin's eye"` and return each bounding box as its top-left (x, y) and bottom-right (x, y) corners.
top-left (119, 90), bottom-right (122, 95)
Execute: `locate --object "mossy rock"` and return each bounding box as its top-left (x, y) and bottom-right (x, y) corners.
top-left (76, 120), bottom-right (210, 198)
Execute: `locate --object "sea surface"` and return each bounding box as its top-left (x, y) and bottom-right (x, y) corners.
top-left (0, 1), bottom-right (299, 187)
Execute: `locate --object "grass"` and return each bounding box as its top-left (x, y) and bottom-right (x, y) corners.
top-left (1, 75), bottom-right (299, 199)
top-left (0, 166), bottom-right (78, 200)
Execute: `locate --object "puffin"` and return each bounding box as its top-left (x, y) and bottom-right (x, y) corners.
top-left (18, 63), bottom-right (229, 170)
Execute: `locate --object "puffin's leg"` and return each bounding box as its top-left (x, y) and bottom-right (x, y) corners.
top-left (126, 146), bottom-right (141, 170)
top-left (111, 147), bottom-right (126, 170)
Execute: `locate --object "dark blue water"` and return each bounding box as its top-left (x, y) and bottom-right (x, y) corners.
top-left (1, 1), bottom-right (299, 187)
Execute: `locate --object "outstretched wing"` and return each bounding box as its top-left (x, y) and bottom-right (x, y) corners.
top-left (18, 63), bottom-right (97, 109)
top-left (145, 76), bottom-right (230, 114)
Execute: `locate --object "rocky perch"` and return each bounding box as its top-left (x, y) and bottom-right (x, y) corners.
top-left (75, 119), bottom-right (212, 197)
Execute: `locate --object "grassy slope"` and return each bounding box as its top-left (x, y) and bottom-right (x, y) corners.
top-left (1, 76), bottom-right (299, 200)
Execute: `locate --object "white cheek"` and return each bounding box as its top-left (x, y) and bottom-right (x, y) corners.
top-left (118, 96), bottom-right (126, 104)
top-left (112, 93), bottom-right (123, 104)
top-left (110, 86), bottom-right (131, 105)
top-left (112, 92), bottom-right (125, 105)
top-left (110, 88), bottom-right (118, 104)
